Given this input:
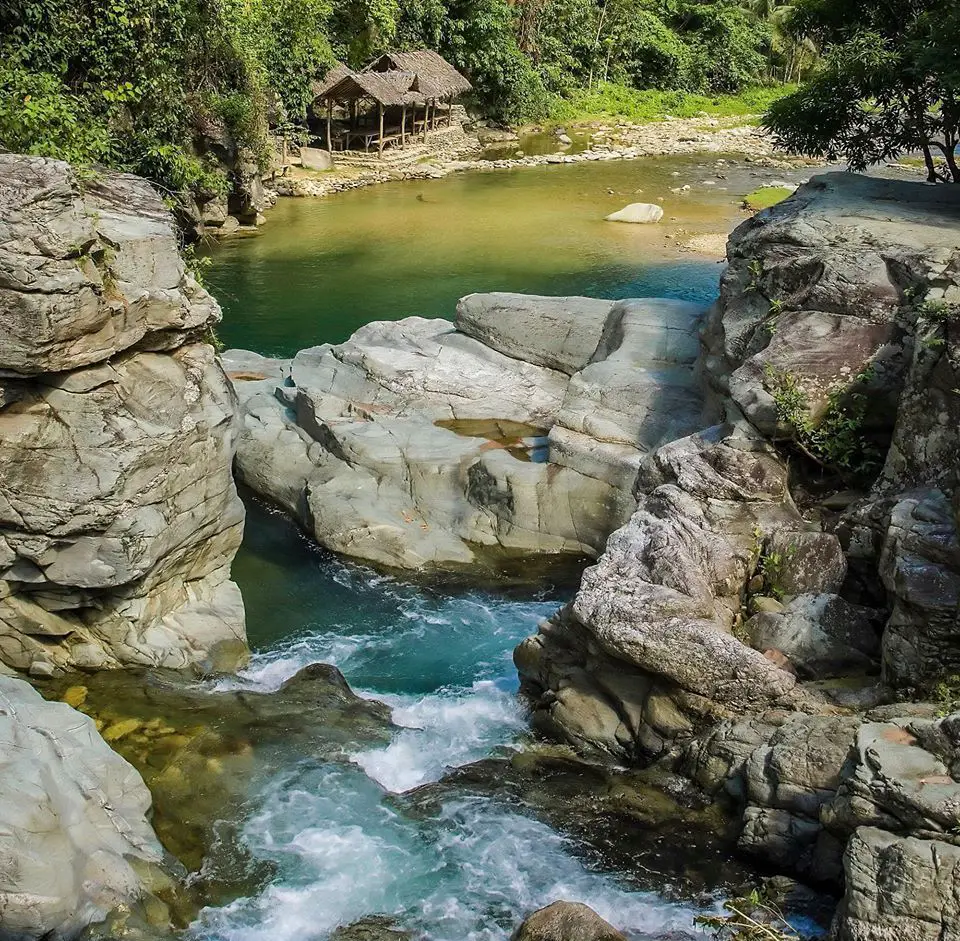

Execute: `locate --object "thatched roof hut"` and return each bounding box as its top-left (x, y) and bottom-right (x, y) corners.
top-left (311, 63), bottom-right (354, 100)
top-left (365, 50), bottom-right (472, 100)
top-left (313, 50), bottom-right (471, 158)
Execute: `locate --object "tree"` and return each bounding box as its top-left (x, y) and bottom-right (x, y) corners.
top-left (763, 0), bottom-right (960, 182)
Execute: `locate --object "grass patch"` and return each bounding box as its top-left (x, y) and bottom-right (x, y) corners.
top-left (743, 186), bottom-right (794, 211)
top-left (546, 82), bottom-right (795, 125)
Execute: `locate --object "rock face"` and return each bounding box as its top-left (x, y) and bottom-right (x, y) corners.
top-left (0, 155), bottom-right (247, 675)
top-left (0, 673), bottom-right (165, 939)
top-left (514, 173), bottom-right (960, 941)
top-left (226, 292), bottom-right (707, 571)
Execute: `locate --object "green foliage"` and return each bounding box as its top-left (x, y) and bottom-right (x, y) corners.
top-left (931, 675), bottom-right (960, 716)
top-left (764, 363), bottom-right (883, 481)
top-left (919, 300), bottom-right (960, 324)
top-left (0, 64), bottom-right (114, 165)
top-left (547, 82), bottom-right (793, 123)
top-left (697, 889), bottom-right (801, 939)
top-left (763, 0), bottom-right (960, 181)
top-left (0, 0), bottom-right (801, 195)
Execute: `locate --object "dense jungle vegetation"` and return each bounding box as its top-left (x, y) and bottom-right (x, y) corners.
top-left (0, 0), bottom-right (809, 197)
top-left (0, 0), bottom-right (955, 199)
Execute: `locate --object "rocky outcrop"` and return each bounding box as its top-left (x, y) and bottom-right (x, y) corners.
top-left (512, 173), bottom-right (960, 940)
top-left (515, 423), bottom-right (827, 760)
top-left (0, 673), bottom-right (167, 939)
top-left (225, 292), bottom-right (706, 571)
top-left (0, 155), bottom-right (247, 675)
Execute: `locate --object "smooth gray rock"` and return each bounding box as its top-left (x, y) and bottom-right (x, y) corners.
top-left (228, 295), bottom-right (705, 572)
top-left (604, 203), bottom-right (663, 224)
top-left (555, 299), bottom-right (706, 449)
top-left (747, 594), bottom-right (881, 678)
top-left (0, 674), bottom-right (164, 939)
top-left (455, 293), bottom-right (615, 375)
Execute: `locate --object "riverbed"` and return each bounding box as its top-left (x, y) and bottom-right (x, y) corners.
top-left (194, 154), bottom-right (809, 940)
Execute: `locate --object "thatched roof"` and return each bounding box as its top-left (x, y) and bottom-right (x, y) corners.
top-left (320, 69), bottom-right (426, 107)
top-left (366, 50), bottom-right (472, 99)
top-left (311, 62), bottom-right (354, 99)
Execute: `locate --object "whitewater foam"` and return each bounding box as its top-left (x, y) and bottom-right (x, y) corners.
top-left (353, 680), bottom-right (528, 792)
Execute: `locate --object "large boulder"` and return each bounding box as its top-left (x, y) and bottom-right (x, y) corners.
top-left (878, 491), bottom-right (960, 689)
top-left (455, 293), bottom-right (615, 375)
top-left (226, 294), bottom-right (707, 572)
top-left (515, 424), bottom-right (814, 760)
top-left (604, 203), bottom-right (663, 224)
top-left (703, 173), bottom-right (960, 422)
top-left (746, 594), bottom-right (882, 679)
top-left (512, 902), bottom-right (626, 941)
top-left (0, 156), bottom-right (246, 675)
top-left (0, 155), bottom-right (219, 375)
top-left (835, 828), bottom-right (960, 941)
top-left (0, 673), bottom-right (166, 939)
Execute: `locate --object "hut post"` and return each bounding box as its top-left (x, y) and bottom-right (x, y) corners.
top-left (423, 101), bottom-right (430, 141)
top-left (378, 101), bottom-right (385, 158)
top-left (326, 98), bottom-right (333, 152)
top-left (401, 103), bottom-right (407, 148)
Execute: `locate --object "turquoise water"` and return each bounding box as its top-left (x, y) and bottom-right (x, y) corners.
top-left (194, 501), bottom-right (709, 940)
top-left (197, 158), bottom-right (785, 940)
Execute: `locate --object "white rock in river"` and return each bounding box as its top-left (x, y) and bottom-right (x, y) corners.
top-left (0, 673), bottom-right (165, 939)
top-left (604, 203), bottom-right (664, 224)
top-left (225, 292), bottom-right (707, 572)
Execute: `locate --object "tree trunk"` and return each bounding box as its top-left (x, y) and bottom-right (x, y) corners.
top-left (921, 142), bottom-right (938, 183)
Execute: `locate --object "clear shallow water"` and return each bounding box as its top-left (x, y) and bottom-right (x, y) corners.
top-left (204, 153), bottom-right (781, 355)
top-left (194, 501), bottom-right (706, 940)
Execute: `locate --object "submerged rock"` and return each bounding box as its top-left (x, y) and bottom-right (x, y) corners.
top-left (226, 291), bottom-right (707, 572)
top-left (331, 915), bottom-right (412, 941)
top-left (0, 155), bottom-right (247, 676)
top-left (512, 901), bottom-right (626, 941)
top-left (41, 663), bottom-right (393, 885)
top-left (403, 744), bottom-right (755, 899)
top-left (0, 673), bottom-right (166, 939)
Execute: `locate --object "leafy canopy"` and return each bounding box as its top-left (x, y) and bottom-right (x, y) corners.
top-left (763, 0), bottom-right (960, 181)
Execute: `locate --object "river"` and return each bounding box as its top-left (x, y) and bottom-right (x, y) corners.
top-left (193, 154), bottom-right (810, 941)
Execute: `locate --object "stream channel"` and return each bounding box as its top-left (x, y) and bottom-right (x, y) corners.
top-left (184, 154), bottom-right (813, 940)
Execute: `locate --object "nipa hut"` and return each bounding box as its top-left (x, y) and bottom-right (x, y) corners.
top-left (314, 50), bottom-right (472, 158)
